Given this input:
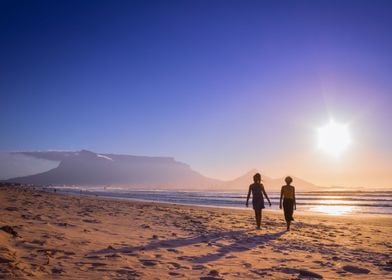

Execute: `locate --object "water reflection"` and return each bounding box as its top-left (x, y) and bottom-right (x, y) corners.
top-left (310, 205), bottom-right (356, 215)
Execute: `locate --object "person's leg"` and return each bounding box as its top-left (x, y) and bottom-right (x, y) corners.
top-left (254, 209), bottom-right (261, 229)
top-left (257, 209), bottom-right (262, 229)
top-left (283, 199), bottom-right (290, 230)
top-left (286, 199), bottom-right (294, 230)
top-left (285, 213), bottom-right (290, 231)
top-left (287, 199), bottom-right (294, 230)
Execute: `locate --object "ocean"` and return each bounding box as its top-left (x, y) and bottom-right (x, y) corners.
top-left (51, 187), bottom-right (392, 216)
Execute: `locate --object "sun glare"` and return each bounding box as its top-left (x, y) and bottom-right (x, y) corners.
top-left (311, 205), bottom-right (355, 216)
top-left (317, 120), bottom-right (351, 157)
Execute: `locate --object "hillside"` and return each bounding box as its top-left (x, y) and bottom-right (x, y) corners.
top-left (3, 150), bottom-right (321, 191)
top-left (5, 150), bottom-right (221, 189)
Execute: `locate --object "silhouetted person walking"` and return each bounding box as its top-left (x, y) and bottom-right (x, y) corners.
top-left (246, 173), bottom-right (271, 230)
top-left (280, 176), bottom-right (296, 231)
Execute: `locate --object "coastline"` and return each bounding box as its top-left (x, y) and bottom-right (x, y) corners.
top-left (54, 188), bottom-right (392, 221)
top-left (1, 185), bottom-right (391, 279)
top-left (41, 186), bottom-right (392, 216)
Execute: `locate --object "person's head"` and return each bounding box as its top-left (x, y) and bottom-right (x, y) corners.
top-left (285, 176), bottom-right (293, 185)
top-left (253, 173), bottom-right (261, 183)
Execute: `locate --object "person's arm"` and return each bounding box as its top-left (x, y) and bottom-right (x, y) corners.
top-left (279, 187), bottom-right (283, 209)
top-left (293, 186), bottom-right (296, 210)
top-left (262, 186), bottom-right (271, 206)
top-left (246, 186), bottom-right (251, 207)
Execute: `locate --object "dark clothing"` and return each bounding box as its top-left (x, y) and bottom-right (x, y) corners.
top-left (254, 208), bottom-right (262, 229)
top-left (249, 183), bottom-right (265, 210)
top-left (283, 198), bottom-right (294, 222)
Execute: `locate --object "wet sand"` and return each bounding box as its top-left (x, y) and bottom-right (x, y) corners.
top-left (0, 185), bottom-right (391, 279)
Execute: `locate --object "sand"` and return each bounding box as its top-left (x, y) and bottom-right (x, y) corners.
top-left (0, 185), bottom-right (391, 279)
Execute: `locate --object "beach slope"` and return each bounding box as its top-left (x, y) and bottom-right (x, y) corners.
top-left (0, 186), bottom-right (391, 279)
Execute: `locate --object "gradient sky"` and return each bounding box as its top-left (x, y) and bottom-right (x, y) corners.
top-left (1, 0), bottom-right (391, 188)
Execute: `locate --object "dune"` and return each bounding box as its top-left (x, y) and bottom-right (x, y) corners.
top-left (0, 184), bottom-right (391, 279)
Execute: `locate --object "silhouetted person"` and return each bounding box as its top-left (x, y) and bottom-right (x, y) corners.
top-left (280, 176), bottom-right (296, 231)
top-left (246, 173), bottom-right (271, 230)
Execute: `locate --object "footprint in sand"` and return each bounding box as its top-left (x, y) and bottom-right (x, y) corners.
top-left (104, 253), bottom-right (121, 259)
top-left (51, 267), bottom-right (64, 274)
top-left (85, 255), bottom-right (101, 260)
top-left (200, 269), bottom-right (223, 280)
top-left (0, 255), bottom-right (13, 264)
top-left (297, 269), bottom-right (323, 279)
top-left (140, 259), bottom-right (158, 266)
top-left (225, 255), bottom-right (236, 259)
top-left (331, 256), bottom-right (340, 261)
top-left (342, 265), bottom-right (370, 274)
top-left (82, 219), bottom-right (101, 224)
top-left (192, 264), bottom-right (206, 270)
top-left (54, 222), bottom-right (75, 227)
top-left (168, 262), bottom-right (181, 269)
top-left (116, 268), bottom-right (140, 278)
top-left (29, 239), bottom-right (46, 246)
top-left (90, 262), bottom-right (107, 268)
top-left (166, 248), bottom-right (181, 254)
top-left (200, 276), bottom-right (223, 280)
top-left (251, 268), bottom-right (268, 276)
top-left (169, 271), bottom-right (184, 276)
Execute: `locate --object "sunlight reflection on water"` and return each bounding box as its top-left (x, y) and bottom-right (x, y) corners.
top-left (310, 205), bottom-right (356, 215)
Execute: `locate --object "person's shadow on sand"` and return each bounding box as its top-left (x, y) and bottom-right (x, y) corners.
top-left (191, 230), bottom-right (286, 263)
top-left (89, 229), bottom-right (286, 263)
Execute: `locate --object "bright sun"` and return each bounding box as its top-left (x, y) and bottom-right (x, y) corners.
top-left (317, 120), bottom-right (351, 156)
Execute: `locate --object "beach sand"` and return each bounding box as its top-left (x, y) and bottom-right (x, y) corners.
top-left (0, 185), bottom-right (391, 279)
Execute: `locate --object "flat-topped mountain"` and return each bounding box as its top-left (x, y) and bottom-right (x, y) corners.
top-left (3, 150), bottom-right (220, 188)
top-left (1, 150), bottom-right (320, 191)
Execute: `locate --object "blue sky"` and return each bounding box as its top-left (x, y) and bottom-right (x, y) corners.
top-left (1, 0), bottom-right (391, 187)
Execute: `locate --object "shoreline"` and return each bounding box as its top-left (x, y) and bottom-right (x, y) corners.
top-left (40, 185), bottom-right (392, 217)
top-left (61, 191), bottom-right (392, 221)
top-left (1, 185), bottom-right (391, 279)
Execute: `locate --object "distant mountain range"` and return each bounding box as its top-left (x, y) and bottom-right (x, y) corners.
top-left (223, 169), bottom-right (319, 192)
top-left (1, 150), bottom-right (320, 191)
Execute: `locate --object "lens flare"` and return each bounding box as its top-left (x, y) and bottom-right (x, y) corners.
top-left (317, 120), bottom-right (351, 157)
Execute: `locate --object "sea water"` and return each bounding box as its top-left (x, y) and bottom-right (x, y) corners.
top-left (52, 187), bottom-right (392, 216)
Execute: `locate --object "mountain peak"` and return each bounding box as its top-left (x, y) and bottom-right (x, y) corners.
top-left (247, 168), bottom-right (259, 174)
top-left (78, 150), bottom-right (97, 156)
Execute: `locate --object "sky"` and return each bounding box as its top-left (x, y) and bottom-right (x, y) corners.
top-left (0, 0), bottom-right (391, 188)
